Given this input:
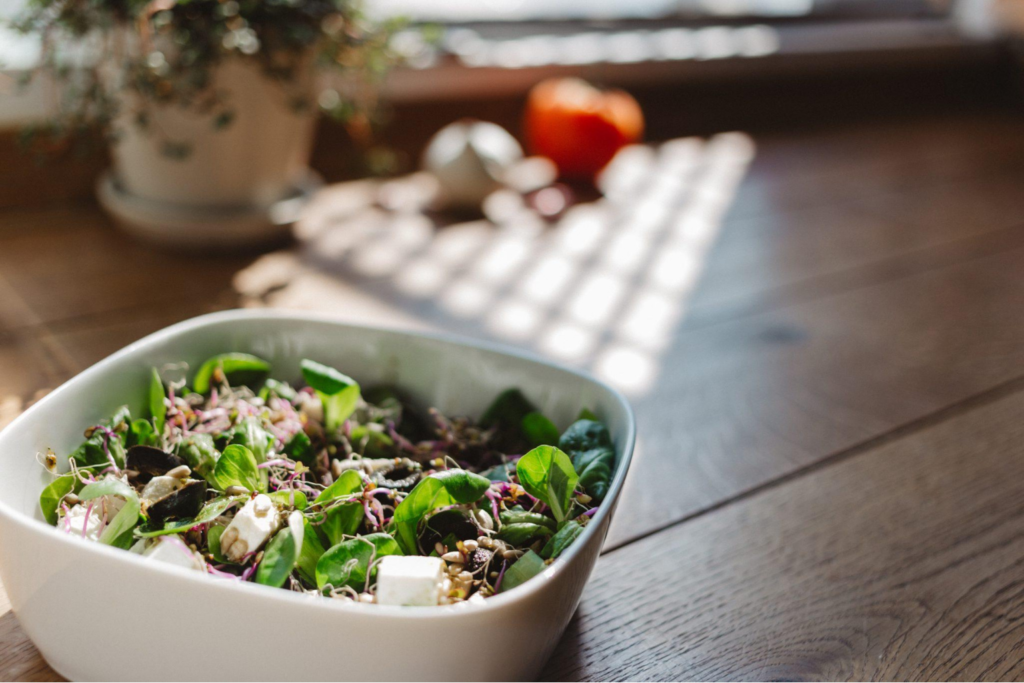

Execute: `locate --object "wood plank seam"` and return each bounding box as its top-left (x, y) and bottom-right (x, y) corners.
top-left (601, 370), bottom-right (1024, 556)
top-left (682, 217), bottom-right (1024, 334)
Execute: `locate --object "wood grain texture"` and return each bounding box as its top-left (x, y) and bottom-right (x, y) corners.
top-left (3, 107), bottom-right (1024, 681)
top-left (610, 240), bottom-right (1024, 547)
top-left (0, 204), bottom-right (251, 327)
top-left (543, 387), bottom-right (1024, 681)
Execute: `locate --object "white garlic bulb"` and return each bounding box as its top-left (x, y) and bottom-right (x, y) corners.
top-left (422, 120), bottom-right (523, 209)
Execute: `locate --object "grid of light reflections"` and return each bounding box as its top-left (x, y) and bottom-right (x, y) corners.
top-left (259, 133), bottom-right (754, 397)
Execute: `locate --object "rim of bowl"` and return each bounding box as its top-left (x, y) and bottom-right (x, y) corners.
top-left (0, 309), bottom-right (637, 620)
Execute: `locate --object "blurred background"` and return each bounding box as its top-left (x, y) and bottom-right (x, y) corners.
top-left (8, 3), bottom-right (1024, 678)
top-left (0, 0), bottom-right (1023, 409)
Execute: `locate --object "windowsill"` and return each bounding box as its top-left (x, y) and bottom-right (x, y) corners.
top-left (0, 15), bottom-right (1007, 128)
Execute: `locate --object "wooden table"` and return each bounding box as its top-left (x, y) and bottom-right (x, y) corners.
top-left (5, 105), bottom-right (1024, 681)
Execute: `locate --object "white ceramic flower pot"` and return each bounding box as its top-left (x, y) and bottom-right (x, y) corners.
top-left (98, 57), bottom-right (321, 248)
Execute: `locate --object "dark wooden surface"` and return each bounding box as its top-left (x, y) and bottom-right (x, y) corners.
top-left (4, 103), bottom-right (1024, 681)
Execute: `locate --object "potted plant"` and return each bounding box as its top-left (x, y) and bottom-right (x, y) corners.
top-left (12, 0), bottom-right (404, 247)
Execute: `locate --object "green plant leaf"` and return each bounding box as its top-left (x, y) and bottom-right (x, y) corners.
top-left (541, 520), bottom-right (583, 560)
top-left (71, 405), bottom-right (131, 468)
top-left (127, 419), bottom-right (159, 448)
top-left (78, 478), bottom-right (140, 545)
top-left (480, 388), bottom-right (536, 429)
top-left (259, 378), bottom-right (297, 402)
top-left (323, 387), bottom-right (360, 432)
top-left (227, 418), bottom-right (272, 489)
top-left (480, 462), bottom-right (514, 482)
top-left (516, 446), bottom-right (579, 523)
top-left (388, 468), bottom-right (491, 555)
top-left (429, 468), bottom-right (490, 504)
top-left (577, 407), bottom-right (599, 422)
top-left (315, 469), bottom-right (364, 505)
top-left (134, 495), bottom-right (243, 538)
top-left (349, 425), bottom-right (395, 458)
top-left (315, 532), bottom-right (400, 592)
top-left (496, 522), bottom-right (553, 546)
top-left (149, 367), bottom-right (166, 436)
top-left (558, 419), bottom-right (616, 503)
top-left (499, 508), bottom-right (556, 530)
top-left (193, 353), bottom-right (271, 394)
top-left (283, 432), bottom-right (314, 465)
top-left (256, 512), bottom-right (304, 588)
top-left (268, 489), bottom-right (308, 511)
top-left (390, 477), bottom-right (456, 555)
top-left (558, 419), bottom-right (613, 454)
top-left (208, 525), bottom-right (229, 563)
top-left (574, 447), bottom-right (615, 503)
top-left (301, 359), bottom-right (358, 395)
top-left (499, 550), bottom-right (546, 593)
top-left (39, 474), bottom-right (76, 526)
top-left (522, 412), bottom-right (559, 447)
top-left (174, 433), bottom-right (219, 484)
top-left (212, 444), bottom-right (261, 493)
top-left (315, 469), bottom-right (364, 547)
top-left (228, 418), bottom-right (273, 463)
top-left (297, 518), bottom-right (326, 586)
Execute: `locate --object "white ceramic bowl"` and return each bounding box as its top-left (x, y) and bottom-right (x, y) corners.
top-left (0, 310), bottom-right (635, 682)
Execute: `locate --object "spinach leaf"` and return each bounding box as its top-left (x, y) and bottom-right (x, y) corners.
top-left (296, 518), bottom-right (326, 585)
top-left (39, 474), bottom-right (76, 525)
top-left (480, 388), bottom-right (536, 429)
top-left (499, 508), bottom-right (556, 530)
top-left (522, 412), bottom-right (559, 447)
top-left (480, 462), bottom-right (514, 482)
top-left (390, 477), bottom-right (456, 555)
top-left (212, 444), bottom-right (262, 493)
top-left (127, 419), bottom-right (160, 448)
top-left (558, 419), bottom-right (613, 454)
top-left (558, 419), bottom-right (616, 503)
top-left (228, 418), bottom-right (273, 464)
top-left (497, 523), bottom-right (553, 546)
top-left (78, 478), bottom-right (140, 545)
top-left (390, 468), bottom-right (490, 555)
top-left (71, 405), bottom-right (130, 468)
top-left (193, 353), bottom-right (271, 394)
top-left (315, 470), bottom-right (364, 547)
top-left (268, 489), bottom-right (308, 511)
top-left (499, 550), bottom-right (546, 593)
top-left (149, 367), bottom-right (166, 436)
top-left (174, 433), bottom-right (219, 484)
top-left (259, 378), bottom-right (297, 402)
top-left (227, 418), bottom-right (273, 490)
top-left (301, 359), bottom-right (361, 432)
top-left (574, 447), bottom-right (615, 503)
top-left (315, 532), bottom-right (400, 592)
top-left (208, 525), bottom-right (229, 563)
top-left (577, 407), bottom-right (599, 422)
top-left (348, 425), bottom-right (394, 458)
top-left (316, 469), bottom-right (364, 504)
top-left (430, 469), bottom-right (490, 504)
top-left (516, 445), bottom-right (579, 523)
top-left (134, 495), bottom-right (242, 538)
top-left (283, 432), bottom-right (314, 465)
top-left (256, 512), bottom-right (304, 588)
top-left (540, 520), bottom-right (583, 560)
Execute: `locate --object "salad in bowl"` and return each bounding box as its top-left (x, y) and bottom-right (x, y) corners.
top-left (38, 352), bottom-right (616, 606)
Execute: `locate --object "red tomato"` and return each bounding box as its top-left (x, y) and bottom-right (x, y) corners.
top-left (524, 78), bottom-right (644, 180)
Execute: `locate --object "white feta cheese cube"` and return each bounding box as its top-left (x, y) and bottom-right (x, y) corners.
top-left (375, 555), bottom-right (446, 606)
top-left (62, 504), bottom-right (104, 542)
top-left (143, 536), bottom-right (204, 571)
top-left (219, 494), bottom-right (280, 562)
top-left (60, 478), bottom-right (129, 542)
